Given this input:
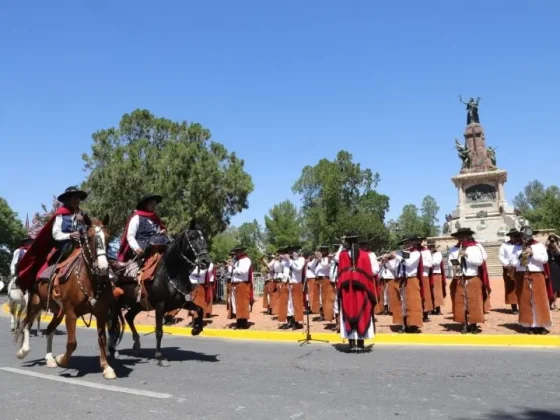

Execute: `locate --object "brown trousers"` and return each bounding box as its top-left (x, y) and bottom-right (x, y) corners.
top-left (205, 283), bottom-right (213, 317)
top-left (421, 275), bottom-right (434, 312)
top-left (190, 284), bottom-right (207, 319)
top-left (319, 278), bottom-right (335, 321)
top-left (233, 282), bottom-right (251, 320)
top-left (390, 277), bottom-right (423, 328)
top-left (503, 268), bottom-right (518, 305)
top-left (451, 276), bottom-right (484, 324)
top-left (515, 271), bottom-right (552, 328)
top-left (270, 281), bottom-right (281, 315)
top-left (263, 280), bottom-right (274, 309)
top-left (277, 283), bottom-right (289, 323)
top-left (432, 274), bottom-right (446, 308)
top-left (290, 283), bottom-right (304, 322)
top-left (306, 278), bottom-right (320, 314)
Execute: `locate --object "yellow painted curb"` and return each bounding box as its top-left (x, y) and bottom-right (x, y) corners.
top-left (4, 304), bottom-right (558, 347)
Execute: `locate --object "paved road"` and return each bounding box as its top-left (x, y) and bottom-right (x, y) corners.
top-left (0, 306), bottom-right (559, 419)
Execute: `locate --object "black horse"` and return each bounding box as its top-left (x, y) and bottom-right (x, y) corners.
top-left (108, 220), bottom-right (211, 367)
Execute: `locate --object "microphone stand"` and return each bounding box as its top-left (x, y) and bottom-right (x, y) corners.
top-left (298, 259), bottom-right (329, 346)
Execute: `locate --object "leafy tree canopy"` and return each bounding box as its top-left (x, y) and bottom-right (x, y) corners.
top-left (82, 109), bottom-right (254, 239)
top-left (0, 197), bottom-right (26, 276)
top-left (264, 200), bottom-right (303, 250)
top-left (514, 180), bottom-right (560, 231)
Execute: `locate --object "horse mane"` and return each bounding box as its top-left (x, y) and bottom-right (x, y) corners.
top-left (162, 228), bottom-right (190, 279)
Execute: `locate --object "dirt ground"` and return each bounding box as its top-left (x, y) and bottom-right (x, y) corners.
top-left (134, 277), bottom-right (560, 334)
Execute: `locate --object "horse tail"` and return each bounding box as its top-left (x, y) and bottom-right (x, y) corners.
top-left (108, 301), bottom-right (125, 346)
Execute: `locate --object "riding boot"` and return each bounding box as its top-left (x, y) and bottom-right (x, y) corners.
top-left (319, 307), bottom-right (325, 321)
top-left (461, 323), bottom-right (468, 334)
top-left (356, 339), bottom-right (365, 352)
top-left (423, 312), bottom-right (429, 322)
top-left (435, 306), bottom-right (442, 315)
top-left (348, 339), bottom-right (357, 353)
top-left (293, 321), bottom-right (304, 330)
top-left (109, 268), bottom-right (124, 297)
top-left (469, 324), bottom-right (481, 334)
top-left (383, 305), bottom-right (389, 316)
top-left (511, 304), bottom-right (519, 315)
top-left (397, 325), bottom-right (406, 334)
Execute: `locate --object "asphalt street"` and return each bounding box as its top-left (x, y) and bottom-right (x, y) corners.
top-left (0, 306), bottom-right (559, 420)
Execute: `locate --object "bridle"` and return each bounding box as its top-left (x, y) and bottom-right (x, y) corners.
top-left (178, 229), bottom-right (210, 269)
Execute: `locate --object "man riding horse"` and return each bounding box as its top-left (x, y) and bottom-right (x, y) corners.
top-left (18, 186), bottom-right (91, 295)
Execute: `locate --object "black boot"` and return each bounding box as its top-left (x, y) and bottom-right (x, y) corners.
top-left (511, 304), bottom-right (519, 315)
top-left (319, 307), bottom-right (325, 321)
top-left (280, 317), bottom-right (291, 329)
top-left (397, 325), bottom-right (406, 334)
top-left (348, 339), bottom-right (357, 353)
top-left (461, 323), bottom-right (468, 334)
top-left (383, 305), bottom-right (389, 316)
top-left (468, 324), bottom-right (481, 334)
top-left (406, 326), bottom-right (421, 334)
top-left (293, 321), bottom-right (304, 330)
top-left (356, 339), bottom-right (365, 352)
top-left (423, 312), bottom-right (429, 322)
top-left (436, 307), bottom-right (442, 315)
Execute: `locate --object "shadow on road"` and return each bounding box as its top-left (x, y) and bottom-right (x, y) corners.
top-left (459, 409), bottom-right (560, 419)
top-left (118, 346), bottom-right (220, 363)
top-left (20, 355), bottom-right (141, 378)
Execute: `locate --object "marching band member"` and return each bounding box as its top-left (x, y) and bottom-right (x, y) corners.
top-left (448, 228), bottom-right (490, 334)
top-left (229, 245), bottom-right (253, 329)
top-left (312, 245), bottom-right (335, 322)
top-left (427, 240), bottom-right (446, 315)
top-left (283, 246), bottom-right (305, 330)
top-left (511, 226), bottom-right (552, 335)
top-left (419, 238), bottom-right (434, 322)
top-left (304, 251), bottom-right (320, 314)
top-left (499, 229), bottom-right (520, 315)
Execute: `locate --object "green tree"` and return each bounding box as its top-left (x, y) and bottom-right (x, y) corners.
top-left (397, 204), bottom-right (423, 239)
top-left (209, 227), bottom-right (238, 263)
top-left (0, 198), bottom-right (26, 276)
top-left (293, 150), bottom-right (390, 251)
top-left (237, 220), bottom-right (265, 270)
top-left (420, 195), bottom-right (440, 237)
top-left (82, 109), bottom-right (254, 238)
top-left (28, 196), bottom-right (60, 238)
top-left (514, 180), bottom-right (560, 230)
top-left (264, 200), bottom-right (303, 250)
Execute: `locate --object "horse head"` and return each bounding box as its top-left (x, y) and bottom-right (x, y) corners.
top-left (85, 215), bottom-right (111, 276)
top-left (172, 219), bottom-right (211, 271)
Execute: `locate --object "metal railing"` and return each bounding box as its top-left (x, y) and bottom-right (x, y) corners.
top-left (214, 273), bottom-right (265, 302)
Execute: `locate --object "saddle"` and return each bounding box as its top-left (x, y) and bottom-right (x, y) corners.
top-left (38, 249), bottom-right (82, 298)
top-left (112, 252), bottom-right (163, 306)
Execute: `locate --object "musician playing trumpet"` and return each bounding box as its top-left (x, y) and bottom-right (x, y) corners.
top-left (448, 228), bottom-right (490, 334)
top-left (511, 226), bottom-right (553, 335)
top-left (498, 229), bottom-right (521, 315)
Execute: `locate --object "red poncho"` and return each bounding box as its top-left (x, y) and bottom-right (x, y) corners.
top-left (117, 210), bottom-right (166, 262)
top-left (337, 248), bottom-right (377, 337)
top-left (17, 206), bottom-right (73, 292)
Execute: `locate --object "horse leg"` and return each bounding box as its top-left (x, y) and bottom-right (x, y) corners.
top-left (9, 301), bottom-right (16, 332)
top-left (97, 312), bottom-right (116, 380)
top-left (45, 312), bottom-right (64, 368)
top-left (125, 307), bottom-right (142, 351)
top-left (186, 302), bottom-right (204, 336)
top-left (154, 304), bottom-right (170, 367)
top-left (16, 293), bottom-right (41, 360)
top-left (35, 310), bottom-right (43, 337)
top-left (55, 311), bottom-right (77, 368)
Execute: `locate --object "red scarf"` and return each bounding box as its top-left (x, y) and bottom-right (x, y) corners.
top-left (117, 210), bottom-right (166, 261)
top-left (17, 206), bottom-right (72, 292)
top-left (527, 239), bottom-right (554, 302)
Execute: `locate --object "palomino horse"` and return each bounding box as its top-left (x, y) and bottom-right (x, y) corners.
top-left (16, 216), bottom-right (123, 380)
top-left (108, 220), bottom-right (210, 367)
top-left (8, 279), bottom-right (42, 334)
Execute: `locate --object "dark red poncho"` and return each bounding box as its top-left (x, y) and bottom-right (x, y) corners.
top-left (337, 248), bottom-right (377, 337)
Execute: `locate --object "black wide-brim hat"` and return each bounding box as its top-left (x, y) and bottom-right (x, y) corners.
top-left (506, 228), bottom-right (520, 236)
top-left (232, 244), bottom-right (246, 252)
top-left (358, 237), bottom-right (371, 245)
top-left (319, 245), bottom-right (330, 250)
top-left (451, 227), bottom-right (475, 237)
top-left (20, 236), bottom-right (33, 245)
top-left (57, 186), bottom-right (88, 202)
top-left (136, 194), bottom-right (163, 210)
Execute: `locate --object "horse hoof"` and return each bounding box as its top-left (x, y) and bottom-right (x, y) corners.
top-left (16, 349), bottom-right (29, 360)
top-left (157, 359), bottom-right (170, 368)
top-left (103, 367), bottom-right (117, 380)
top-left (55, 354), bottom-right (69, 368)
top-left (10, 328), bottom-right (15, 333)
top-left (46, 357), bottom-right (57, 368)
top-left (191, 327), bottom-right (203, 336)
top-left (132, 341), bottom-right (141, 351)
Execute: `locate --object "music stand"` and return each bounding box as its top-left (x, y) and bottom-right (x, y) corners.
top-left (298, 278), bottom-right (329, 346)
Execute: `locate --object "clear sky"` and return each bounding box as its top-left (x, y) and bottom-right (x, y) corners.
top-left (1, 1), bottom-right (558, 231)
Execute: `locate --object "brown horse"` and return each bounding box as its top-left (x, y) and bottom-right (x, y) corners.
top-left (16, 216), bottom-right (122, 380)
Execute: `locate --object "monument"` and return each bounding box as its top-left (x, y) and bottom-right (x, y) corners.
top-left (443, 96), bottom-right (526, 243)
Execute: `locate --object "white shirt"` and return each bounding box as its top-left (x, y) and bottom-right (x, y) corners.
top-left (511, 242), bottom-right (548, 272)
top-left (126, 214), bottom-right (164, 252)
top-left (10, 248), bottom-right (23, 277)
top-left (189, 266), bottom-right (207, 285)
top-left (52, 214), bottom-right (77, 241)
top-left (271, 260), bottom-right (284, 279)
top-left (421, 249), bottom-right (433, 276)
top-left (395, 250), bottom-right (421, 278)
top-left (498, 242), bottom-right (515, 267)
top-left (306, 259), bottom-right (316, 279)
top-left (231, 256), bottom-right (252, 282)
top-left (207, 262), bottom-right (215, 282)
top-left (313, 257), bottom-right (332, 277)
top-left (431, 251), bottom-right (443, 274)
top-left (448, 245), bottom-right (484, 277)
top-left (379, 258), bottom-right (396, 279)
top-left (368, 252), bottom-right (380, 276)
top-left (281, 259), bottom-right (291, 283)
top-left (288, 256), bottom-right (305, 283)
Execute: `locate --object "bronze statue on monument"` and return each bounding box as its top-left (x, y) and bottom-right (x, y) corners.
top-left (458, 95), bottom-right (481, 125)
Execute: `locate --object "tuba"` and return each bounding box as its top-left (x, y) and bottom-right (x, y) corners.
top-left (519, 226), bottom-right (534, 268)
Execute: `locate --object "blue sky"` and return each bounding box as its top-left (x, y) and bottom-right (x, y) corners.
top-left (1, 1), bottom-right (558, 231)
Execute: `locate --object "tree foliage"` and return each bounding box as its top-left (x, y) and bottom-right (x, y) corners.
top-left (82, 109), bottom-right (254, 238)
top-left (0, 197), bottom-right (26, 250)
top-left (292, 150), bottom-right (390, 251)
top-left (209, 227), bottom-right (238, 263)
top-left (420, 195), bottom-right (440, 237)
top-left (264, 200), bottom-right (303, 250)
top-left (237, 220), bottom-right (265, 271)
top-left (513, 180), bottom-right (560, 231)
top-left (396, 195), bottom-right (441, 239)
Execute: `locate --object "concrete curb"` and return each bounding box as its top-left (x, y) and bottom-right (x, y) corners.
top-left (4, 304), bottom-right (558, 347)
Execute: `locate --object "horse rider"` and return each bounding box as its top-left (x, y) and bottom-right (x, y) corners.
top-left (17, 186), bottom-right (91, 295)
top-left (10, 236), bottom-right (33, 284)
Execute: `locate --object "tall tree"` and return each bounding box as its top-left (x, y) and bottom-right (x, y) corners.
top-left (293, 150), bottom-right (390, 251)
top-left (0, 197), bottom-right (26, 249)
top-left (420, 195), bottom-right (440, 237)
top-left (264, 200), bottom-right (302, 250)
top-left (0, 197), bottom-right (26, 276)
top-left (209, 227), bottom-right (238, 263)
top-left (237, 220), bottom-right (265, 271)
top-left (397, 204), bottom-right (423, 239)
top-left (82, 109), bottom-right (254, 238)
top-left (28, 196), bottom-right (60, 238)
top-left (514, 180), bottom-right (560, 231)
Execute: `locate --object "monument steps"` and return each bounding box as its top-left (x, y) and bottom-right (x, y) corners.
top-left (482, 242), bottom-right (503, 278)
